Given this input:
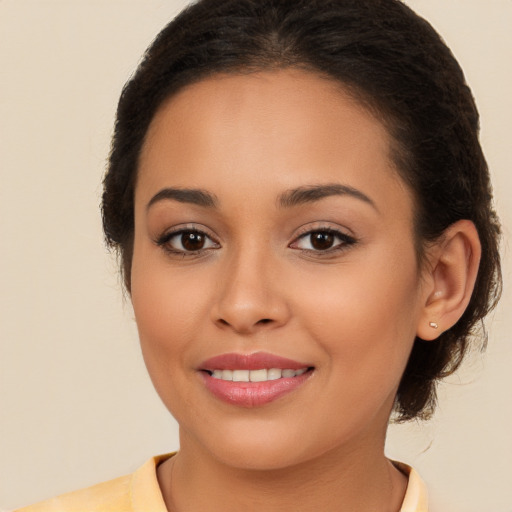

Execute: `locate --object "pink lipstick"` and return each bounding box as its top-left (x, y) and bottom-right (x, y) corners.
top-left (198, 352), bottom-right (314, 407)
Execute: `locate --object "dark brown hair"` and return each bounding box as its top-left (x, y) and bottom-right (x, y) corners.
top-left (102, 0), bottom-right (501, 421)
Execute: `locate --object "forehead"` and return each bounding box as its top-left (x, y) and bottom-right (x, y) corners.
top-left (137, 69), bottom-right (410, 215)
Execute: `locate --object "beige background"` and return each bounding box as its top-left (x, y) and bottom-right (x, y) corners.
top-left (1, 1), bottom-right (511, 510)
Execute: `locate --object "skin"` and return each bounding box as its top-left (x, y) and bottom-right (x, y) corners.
top-left (130, 69), bottom-right (481, 511)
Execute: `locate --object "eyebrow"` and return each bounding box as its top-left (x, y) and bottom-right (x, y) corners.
top-left (146, 183), bottom-right (377, 211)
top-left (277, 183), bottom-right (378, 211)
top-left (147, 188), bottom-right (219, 210)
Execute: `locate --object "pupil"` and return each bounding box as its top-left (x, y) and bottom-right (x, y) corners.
top-left (182, 232), bottom-right (204, 251)
top-left (311, 232), bottom-right (334, 250)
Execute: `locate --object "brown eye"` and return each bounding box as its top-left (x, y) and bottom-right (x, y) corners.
top-left (157, 228), bottom-right (219, 254)
top-left (310, 232), bottom-right (335, 250)
top-left (291, 228), bottom-right (356, 254)
top-left (181, 231), bottom-right (206, 251)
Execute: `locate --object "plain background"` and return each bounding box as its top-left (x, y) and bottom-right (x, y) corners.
top-left (1, 1), bottom-right (511, 510)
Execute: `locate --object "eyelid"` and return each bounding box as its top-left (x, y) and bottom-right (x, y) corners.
top-left (293, 221), bottom-right (355, 239)
top-left (154, 222), bottom-right (356, 257)
top-left (289, 224), bottom-right (357, 254)
top-left (155, 224), bottom-right (221, 255)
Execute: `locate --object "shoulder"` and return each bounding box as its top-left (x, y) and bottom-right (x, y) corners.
top-left (393, 461), bottom-right (429, 512)
top-left (15, 454), bottom-right (174, 512)
top-left (15, 474), bottom-right (132, 512)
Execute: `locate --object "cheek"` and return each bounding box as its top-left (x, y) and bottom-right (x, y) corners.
top-left (294, 247), bottom-right (421, 378)
top-left (132, 279), bottom-right (200, 346)
top-left (130, 264), bottom-right (206, 422)
top-left (130, 245), bottom-right (201, 376)
top-left (130, 233), bottom-right (210, 341)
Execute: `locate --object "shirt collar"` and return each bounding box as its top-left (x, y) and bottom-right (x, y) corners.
top-left (130, 454), bottom-right (428, 512)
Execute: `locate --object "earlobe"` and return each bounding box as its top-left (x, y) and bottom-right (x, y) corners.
top-left (416, 220), bottom-right (481, 341)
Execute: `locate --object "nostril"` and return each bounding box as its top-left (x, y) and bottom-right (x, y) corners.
top-left (215, 317), bottom-right (275, 333)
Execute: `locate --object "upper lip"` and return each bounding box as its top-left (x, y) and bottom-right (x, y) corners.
top-left (199, 352), bottom-right (311, 371)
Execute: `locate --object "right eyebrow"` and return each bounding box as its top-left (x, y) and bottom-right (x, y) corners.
top-left (146, 188), bottom-right (219, 210)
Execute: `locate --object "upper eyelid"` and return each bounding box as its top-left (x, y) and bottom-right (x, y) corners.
top-left (289, 224), bottom-right (358, 250)
top-left (292, 222), bottom-right (355, 239)
top-left (155, 228), bottom-right (220, 257)
top-left (154, 223), bottom-right (356, 247)
top-left (157, 224), bottom-right (219, 241)
top-left (291, 228), bottom-right (355, 245)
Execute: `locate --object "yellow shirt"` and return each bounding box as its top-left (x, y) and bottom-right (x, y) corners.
top-left (16, 454), bottom-right (428, 512)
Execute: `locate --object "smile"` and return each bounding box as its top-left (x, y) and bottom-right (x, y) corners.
top-left (199, 352), bottom-right (314, 407)
top-left (210, 368), bottom-right (308, 382)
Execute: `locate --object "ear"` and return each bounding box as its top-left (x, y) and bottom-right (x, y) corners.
top-left (416, 220), bottom-right (481, 341)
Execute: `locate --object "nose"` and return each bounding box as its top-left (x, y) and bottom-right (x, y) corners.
top-left (211, 249), bottom-right (291, 335)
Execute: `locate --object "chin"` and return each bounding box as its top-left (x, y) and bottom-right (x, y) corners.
top-left (180, 413), bottom-right (352, 472)
top-left (212, 440), bottom-right (311, 472)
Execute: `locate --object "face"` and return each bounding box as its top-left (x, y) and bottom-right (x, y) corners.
top-left (131, 69), bottom-right (427, 470)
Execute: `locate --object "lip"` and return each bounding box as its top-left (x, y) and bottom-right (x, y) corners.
top-left (199, 352), bottom-right (310, 371)
top-left (198, 352), bottom-right (314, 408)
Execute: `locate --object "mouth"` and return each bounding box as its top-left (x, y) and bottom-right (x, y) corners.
top-left (198, 352), bottom-right (315, 407)
top-left (206, 367), bottom-right (309, 382)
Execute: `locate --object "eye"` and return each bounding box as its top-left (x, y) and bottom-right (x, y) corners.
top-left (291, 228), bottom-right (356, 253)
top-left (156, 229), bottom-right (219, 254)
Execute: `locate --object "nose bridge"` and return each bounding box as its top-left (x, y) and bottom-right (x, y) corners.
top-left (212, 241), bottom-right (289, 333)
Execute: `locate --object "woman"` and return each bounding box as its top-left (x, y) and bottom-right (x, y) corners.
top-left (15, 0), bottom-right (502, 511)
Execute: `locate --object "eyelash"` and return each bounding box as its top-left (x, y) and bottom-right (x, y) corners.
top-left (155, 227), bottom-right (219, 256)
top-left (290, 227), bottom-right (357, 255)
top-left (155, 226), bottom-right (357, 257)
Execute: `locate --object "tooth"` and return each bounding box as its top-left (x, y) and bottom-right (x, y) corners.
top-left (222, 369), bottom-right (233, 381)
top-left (232, 370), bottom-right (250, 382)
top-left (267, 368), bottom-right (282, 380)
top-left (249, 369), bottom-right (268, 382)
top-left (213, 368), bottom-right (308, 382)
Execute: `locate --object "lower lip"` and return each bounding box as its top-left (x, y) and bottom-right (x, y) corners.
top-left (201, 370), bottom-right (313, 407)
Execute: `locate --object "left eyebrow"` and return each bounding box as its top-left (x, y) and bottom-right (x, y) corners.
top-left (277, 183), bottom-right (378, 211)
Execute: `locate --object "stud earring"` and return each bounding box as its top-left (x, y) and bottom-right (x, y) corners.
top-left (429, 322), bottom-right (438, 329)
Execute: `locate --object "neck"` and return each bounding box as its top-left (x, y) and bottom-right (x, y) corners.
top-left (157, 430), bottom-right (407, 512)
